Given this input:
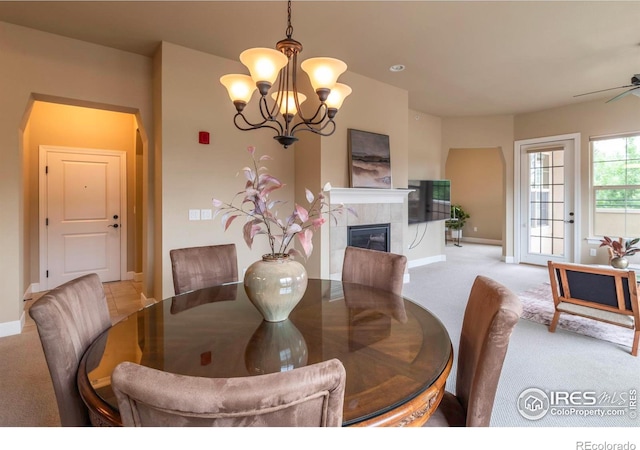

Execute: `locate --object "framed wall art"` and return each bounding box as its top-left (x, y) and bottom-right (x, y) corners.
top-left (347, 129), bottom-right (392, 188)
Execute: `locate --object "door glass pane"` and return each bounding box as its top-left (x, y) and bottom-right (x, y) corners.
top-left (528, 149), bottom-right (565, 257)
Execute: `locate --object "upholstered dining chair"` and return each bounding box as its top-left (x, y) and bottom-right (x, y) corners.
top-left (341, 246), bottom-right (407, 295)
top-left (29, 273), bottom-right (112, 426)
top-left (169, 243), bottom-right (238, 295)
top-left (111, 358), bottom-right (346, 427)
top-left (424, 275), bottom-right (522, 427)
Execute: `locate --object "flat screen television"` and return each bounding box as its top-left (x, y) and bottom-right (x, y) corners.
top-left (408, 180), bottom-right (451, 224)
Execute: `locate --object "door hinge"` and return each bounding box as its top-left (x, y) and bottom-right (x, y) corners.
top-left (45, 165), bottom-right (48, 174)
top-left (46, 218), bottom-right (49, 226)
top-left (46, 270), bottom-right (49, 278)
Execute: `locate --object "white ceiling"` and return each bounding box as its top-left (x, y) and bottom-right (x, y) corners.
top-left (2, 1), bottom-right (640, 117)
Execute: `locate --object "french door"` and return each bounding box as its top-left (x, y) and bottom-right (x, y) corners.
top-left (516, 135), bottom-right (579, 265)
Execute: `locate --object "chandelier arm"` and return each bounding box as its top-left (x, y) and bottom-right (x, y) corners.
top-left (296, 102), bottom-right (329, 125)
top-left (257, 95), bottom-right (281, 127)
top-left (291, 119), bottom-right (337, 137)
top-left (233, 113), bottom-right (283, 136)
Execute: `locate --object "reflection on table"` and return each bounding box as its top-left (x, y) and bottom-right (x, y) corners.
top-left (79, 279), bottom-right (452, 427)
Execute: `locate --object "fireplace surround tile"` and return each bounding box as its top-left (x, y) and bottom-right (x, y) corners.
top-left (328, 188), bottom-right (411, 280)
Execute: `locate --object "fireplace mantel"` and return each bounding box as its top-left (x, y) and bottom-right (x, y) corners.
top-left (329, 187), bottom-right (411, 204)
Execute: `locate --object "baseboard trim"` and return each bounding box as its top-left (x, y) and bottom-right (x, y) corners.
top-left (329, 272), bottom-right (412, 283)
top-left (408, 254), bottom-right (446, 268)
top-left (460, 237), bottom-right (502, 246)
top-left (0, 318), bottom-right (22, 338)
top-left (140, 292), bottom-right (157, 308)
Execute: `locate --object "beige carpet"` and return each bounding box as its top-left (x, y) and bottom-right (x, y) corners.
top-left (518, 282), bottom-right (634, 349)
top-left (0, 331), bottom-right (59, 426)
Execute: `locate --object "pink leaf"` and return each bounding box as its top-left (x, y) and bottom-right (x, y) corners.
top-left (287, 248), bottom-right (304, 260)
top-left (287, 223), bottom-right (302, 236)
top-left (297, 229), bottom-right (314, 257)
top-left (305, 188), bottom-right (314, 203)
top-left (242, 220), bottom-right (260, 249)
top-left (247, 146), bottom-right (256, 156)
top-left (312, 217), bottom-right (326, 229)
top-left (242, 168), bottom-right (255, 182)
top-left (295, 204), bottom-right (309, 223)
top-left (258, 174), bottom-right (283, 188)
top-left (259, 155), bottom-right (273, 161)
top-left (223, 214), bottom-right (239, 231)
top-left (212, 198), bottom-right (223, 208)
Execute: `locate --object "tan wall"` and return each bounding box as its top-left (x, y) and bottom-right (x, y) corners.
top-left (514, 97), bottom-right (640, 264)
top-left (158, 42), bottom-right (297, 299)
top-left (0, 21), bottom-right (152, 330)
top-left (26, 102), bottom-right (139, 283)
top-left (442, 116), bottom-right (514, 257)
top-left (406, 110), bottom-right (445, 262)
top-left (315, 71), bottom-right (409, 277)
top-left (445, 147), bottom-right (503, 241)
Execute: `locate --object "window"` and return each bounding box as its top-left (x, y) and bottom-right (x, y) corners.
top-left (591, 133), bottom-right (640, 237)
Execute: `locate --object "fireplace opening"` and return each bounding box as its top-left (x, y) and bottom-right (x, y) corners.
top-left (347, 223), bottom-right (391, 252)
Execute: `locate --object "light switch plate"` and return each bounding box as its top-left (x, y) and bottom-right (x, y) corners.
top-left (201, 209), bottom-right (212, 220)
top-left (188, 209), bottom-right (201, 221)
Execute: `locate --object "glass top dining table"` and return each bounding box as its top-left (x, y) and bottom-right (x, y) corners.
top-left (78, 279), bottom-right (453, 427)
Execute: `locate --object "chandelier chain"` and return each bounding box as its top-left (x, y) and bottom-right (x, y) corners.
top-left (286, 0), bottom-right (293, 39)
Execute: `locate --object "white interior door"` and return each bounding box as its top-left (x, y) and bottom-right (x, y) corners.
top-left (518, 137), bottom-right (577, 265)
top-left (40, 146), bottom-right (125, 289)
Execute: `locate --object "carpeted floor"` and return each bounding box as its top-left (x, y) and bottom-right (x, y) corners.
top-left (404, 243), bottom-right (640, 427)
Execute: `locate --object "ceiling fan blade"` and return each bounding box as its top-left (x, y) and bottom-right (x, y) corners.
top-left (606, 87), bottom-right (640, 103)
top-left (574, 84), bottom-right (634, 98)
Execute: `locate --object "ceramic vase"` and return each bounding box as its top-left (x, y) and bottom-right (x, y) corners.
top-left (244, 253), bottom-right (308, 322)
top-left (610, 257), bottom-right (629, 269)
top-left (244, 319), bottom-right (308, 375)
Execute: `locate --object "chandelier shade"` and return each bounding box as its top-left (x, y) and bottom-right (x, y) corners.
top-left (219, 0), bottom-right (351, 148)
top-left (239, 48), bottom-right (288, 86)
top-left (300, 57), bottom-right (348, 99)
top-left (325, 83), bottom-right (352, 111)
top-left (219, 74), bottom-right (257, 106)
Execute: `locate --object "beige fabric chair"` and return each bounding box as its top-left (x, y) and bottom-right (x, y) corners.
top-left (341, 246), bottom-right (407, 295)
top-left (29, 273), bottom-right (112, 426)
top-left (169, 244), bottom-right (238, 295)
top-left (112, 359), bottom-right (346, 427)
top-left (425, 275), bottom-right (522, 427)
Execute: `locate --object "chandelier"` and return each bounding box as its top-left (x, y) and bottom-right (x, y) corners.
top-left (220, 1), bottom-right (352, 148)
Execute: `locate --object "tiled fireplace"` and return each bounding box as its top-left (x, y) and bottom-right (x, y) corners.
top-left (328, 188), bottom-right (411, 281)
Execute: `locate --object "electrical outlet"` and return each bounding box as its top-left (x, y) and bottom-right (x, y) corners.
top-left (473, 227), bottom-right (478, 232)
top-left (201, 209), bottom-right (212, 220)
top-left (590, 248), bottom-right (597, 257)
top-left (188, 209), bottom-right (201, 221)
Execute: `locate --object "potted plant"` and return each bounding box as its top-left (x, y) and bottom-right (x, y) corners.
top-left (599, 236), bottom-right (639, 269)
top-left (446, 204), bottom-right (470, 239)
top-left (213, 146), bottom-right (354, 321)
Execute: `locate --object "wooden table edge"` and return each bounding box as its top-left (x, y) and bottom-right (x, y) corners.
top-left (349, 345), bottom-right (454, 427)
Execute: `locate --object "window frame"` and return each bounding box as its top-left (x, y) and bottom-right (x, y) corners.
top-left (590, 132), bottom-right (640, 239)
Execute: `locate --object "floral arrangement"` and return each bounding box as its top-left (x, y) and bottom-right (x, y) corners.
top-left (213, 146), bottom-right (353, 260)
top-left (599, 236), bottom-right (640, 259)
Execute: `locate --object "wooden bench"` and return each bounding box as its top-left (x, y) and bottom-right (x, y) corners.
top-left (547, 261), bottom-right (639, 356)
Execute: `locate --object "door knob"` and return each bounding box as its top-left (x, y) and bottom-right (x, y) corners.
top-left (108, 224), bottom-right (119, 228)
